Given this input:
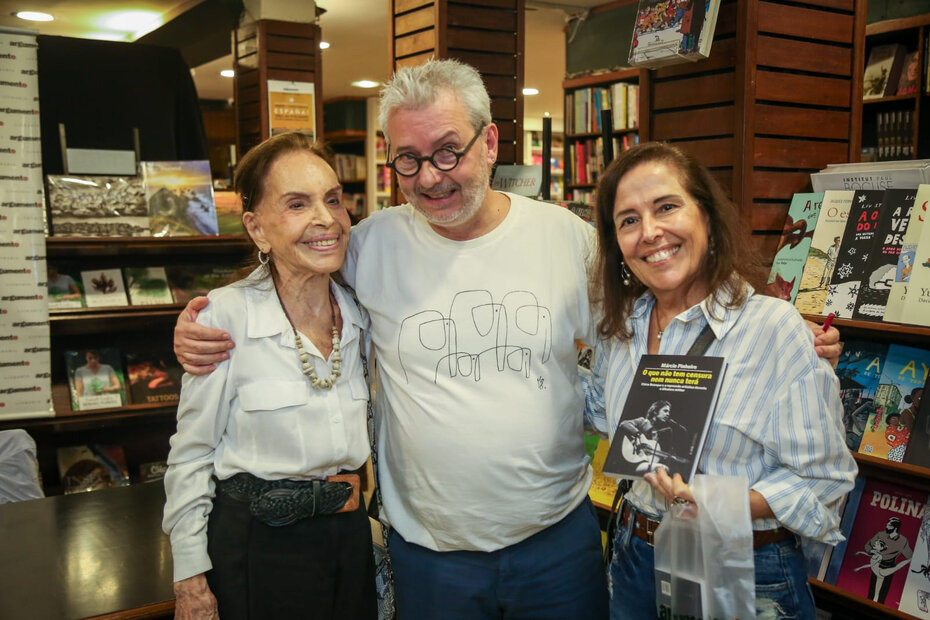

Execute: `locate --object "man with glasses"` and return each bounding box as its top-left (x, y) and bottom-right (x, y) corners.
top-left (175, 58), bottom-right (607, 619)
top-left (172, 59), bottom-right (840, 619)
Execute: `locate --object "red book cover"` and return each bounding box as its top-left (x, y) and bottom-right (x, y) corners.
top-left (835, 478), bottom-right (926, 609)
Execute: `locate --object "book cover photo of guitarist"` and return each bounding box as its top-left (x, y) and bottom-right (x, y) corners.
top-left (617, 400), bottom-right (692, 474)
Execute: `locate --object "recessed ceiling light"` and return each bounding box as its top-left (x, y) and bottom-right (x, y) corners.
top-left (102, 10), bottom-right (160, 32)
top-left (523, 88), bottom-right (539, 96)
top-left (351, 80), bottom-right (380, 89)
top-left (15, 11), bottom-right (53, 22)
top-left (319, 41), bottom-right (330, 49)
top-left (220, 70), bottom-right (235, 78)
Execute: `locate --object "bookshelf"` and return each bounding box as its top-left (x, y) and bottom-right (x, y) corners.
top-left (562, 68), bottom-right (647, 203)
top-left (799, 314), bottom-right (930, 619)
top-left (862, 14), bottom-right (930, 161)
top-left (324, 96), bottom-right (387, 218)
top-left (0, 235), bottom-right (252, 495)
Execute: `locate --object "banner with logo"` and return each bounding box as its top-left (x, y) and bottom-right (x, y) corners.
top-left (0, 27), bottom-right (53, 419)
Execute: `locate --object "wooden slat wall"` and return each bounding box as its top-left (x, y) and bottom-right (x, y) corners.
top-left (234, 20), bottom-right (323, 158)
top-left (648, 0), bottom-right (865, 262)
top-left (390, 0), bottom-right (525, 165)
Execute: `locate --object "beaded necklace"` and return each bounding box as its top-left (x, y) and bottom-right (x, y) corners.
top-left (290, 291), bottom-right (342, 390)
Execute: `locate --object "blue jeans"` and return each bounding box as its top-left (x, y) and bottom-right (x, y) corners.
top-left (388, 498), bottom-right (609, 619)
top-left (609, 504), bottom-right (816, 620)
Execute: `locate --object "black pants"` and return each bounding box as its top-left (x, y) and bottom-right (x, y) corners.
top-left (206, 489), bottom-right (377, 620)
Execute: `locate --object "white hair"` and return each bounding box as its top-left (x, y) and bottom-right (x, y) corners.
top-left (378, 58), bottom-right (492, 143)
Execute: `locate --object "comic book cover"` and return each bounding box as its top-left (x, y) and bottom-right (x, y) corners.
top-left (835, 478), bottom-right (926, 609)
top-left (858, 344), bottom-right (930, 461)
top-left (836, 339), bottom-right (889, 451)
top-left (899, 491), bottom-right (930, 617)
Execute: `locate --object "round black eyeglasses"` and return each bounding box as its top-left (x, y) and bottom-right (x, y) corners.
top-left (386, 123), bottom-right (487, 177)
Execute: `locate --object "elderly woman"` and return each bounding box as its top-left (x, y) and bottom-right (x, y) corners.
top-left (586, 142), bottom-right (857, 620)
top-left (162, 132), bottom-right (376, 620)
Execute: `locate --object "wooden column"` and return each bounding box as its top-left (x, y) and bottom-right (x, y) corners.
top-left (390, 0), bottom-right (526, 165)
top-left (647, 0), bottom-right (866, 261)
top-left (233, 19), bottom-right (324, 157)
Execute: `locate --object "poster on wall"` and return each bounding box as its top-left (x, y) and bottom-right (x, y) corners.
top-left (0, 27), bottom-right (54, 419)
top-left (268, 80), bottom-right (315, 138)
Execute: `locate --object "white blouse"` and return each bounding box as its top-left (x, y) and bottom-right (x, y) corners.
top-left (162, 268), bottom-right (371, 582)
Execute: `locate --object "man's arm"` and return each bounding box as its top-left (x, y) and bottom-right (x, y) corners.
top-left (174, 297), bottom-right (234, 375)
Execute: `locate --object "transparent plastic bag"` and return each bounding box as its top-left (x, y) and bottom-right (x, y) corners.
top-left (654, 474), bottom-right (756, 619)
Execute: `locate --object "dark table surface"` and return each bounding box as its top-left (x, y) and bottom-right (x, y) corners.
top-left (0, 481), bottom-right (175, 619)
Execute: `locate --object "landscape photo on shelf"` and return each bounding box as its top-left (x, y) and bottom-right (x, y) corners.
top-left (45, 174), bottom-right (150, 237)
top-left (141, 160), bottom-right (219, 237)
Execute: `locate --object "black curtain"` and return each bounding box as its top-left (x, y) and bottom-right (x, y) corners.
top-left (37, 35), bottom-right (209, 175)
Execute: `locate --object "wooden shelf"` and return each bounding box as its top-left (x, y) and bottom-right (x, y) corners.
top-left (323, 129), bottom-right (367, 144)
top-left (810, 580), bottom-right (915, 619)
top-left (46, 234), bottom-right (251, 257)
top-left (801, 315), bottom-right (930, 340)
top-left (565, 127), bottom-right (640, 139)
top-left (866, 13), bottom-right (930, 37)
top-left (563, 68), bottom-right (640, 90)
top-left (863, 93), bottom-right (922, 105)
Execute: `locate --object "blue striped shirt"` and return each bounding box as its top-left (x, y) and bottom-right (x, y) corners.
top-left (583, 284), bottom-right (857, 543)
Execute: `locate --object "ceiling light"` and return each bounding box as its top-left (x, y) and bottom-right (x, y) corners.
top-left (86, 33), bottom-right (129, 41)
top-left (15, 11), bottom-right (53, 22)
top-left (220, 70), bottom-right (235, 78)
top-left (523, 88), bottom-right (539, 96)
top-left (102, 11), bottom-right (161, 32)
top-left (319, 41), bottom-right (330, 49)
top-left (351, 80), bottom-right (380, 89)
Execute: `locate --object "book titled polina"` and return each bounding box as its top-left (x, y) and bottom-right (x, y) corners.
top-left (835, 478), bottom-right (926, 610)
top-left (603, 354), bottom-right (726, 482)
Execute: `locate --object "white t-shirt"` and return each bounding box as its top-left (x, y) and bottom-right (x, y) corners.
top-left (345, 192), bottom-right (596, 552)
top-left (74, 364), bottom-right (116, 393)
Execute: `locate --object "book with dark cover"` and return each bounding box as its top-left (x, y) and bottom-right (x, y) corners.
top-left (141, 160), bottom-right (219, 237)
top-left (884, 184), bottom-right (929, 324)
top-left (795, 191), bottom-right (853, 316)
top-left (123, 266), bottom-right (175, 305)
top-left (603, 355), bottom-right (726, 482)
top-left (858, 344), bottom-right (930, 462)
top-left (902, 373), bottom-right (930, 470)
top-left (898, 491), bottom-right (930, 618)
top-left (823, 190), bottom-right (886, 319)
top-left (835, 478), bottom-right (925, 609)
top-left (896, 51), bottom-right (921, 96)
top-left (836, 339), bottom-right (889, 451)
top-left (64, 348), bottom-right (127, 411)
top-left (125, 350), bottom-right (182, 406)
top-left (766, 192), bottom-right (823, 304)
top-left (822, 477), bottom-right (868, 584)
top-left (853, 188), bottom-right (917, 320)
top-left (164, 264), bottom-right (239, 304)
top-left (139, 460), bottom-right (168, 483)
top-left (57, 444), bottom-right (130, 494)
top-left (45, 174), bottom-right (150, 237)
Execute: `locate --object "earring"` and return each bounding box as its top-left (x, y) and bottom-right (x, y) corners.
top-left (620, 259), bottom-right (632, 286)
top-left (258, 249), bottom-right (270, 266)
top-left (708, 236), bottom-right (716, 256)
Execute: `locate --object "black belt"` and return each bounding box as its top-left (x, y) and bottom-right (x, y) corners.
top-left (620, 502), bottom-right (796, 549)
top-left (217, 472), bottom-right (360, 526)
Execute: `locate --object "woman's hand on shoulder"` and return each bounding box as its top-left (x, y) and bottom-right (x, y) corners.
top-left (173, 573), bottom-right (219, 619)
top-left (174, 296), bottom-right (235, 375)
top-left (805, 319), bottom-right (842, 368)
